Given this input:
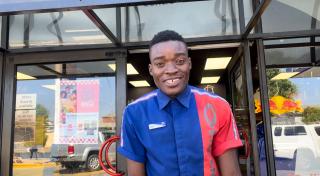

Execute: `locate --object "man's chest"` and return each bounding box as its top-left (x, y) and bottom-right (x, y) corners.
top-left (136, 99), bottom-right (220, 157)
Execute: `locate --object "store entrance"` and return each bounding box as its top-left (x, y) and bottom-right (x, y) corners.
top-left (1, 49), bottom-right (127, 176)
top-left (126, 45), bottom-right (254, 176)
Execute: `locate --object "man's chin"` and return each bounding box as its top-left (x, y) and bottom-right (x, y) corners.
top-left (161, 87), bottom-right (182, 98)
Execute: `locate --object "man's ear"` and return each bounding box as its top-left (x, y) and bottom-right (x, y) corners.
top-left (148, 64), bottom-right (153, 76)
top-left (188, 57), bottom-right (192, 70)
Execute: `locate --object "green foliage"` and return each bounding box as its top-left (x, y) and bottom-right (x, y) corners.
top-left (302, 107), bottom-right (320, 124)
top-left (29, 104), bottom-right (49, 147)
top-left (266, 68), bottom-right (297, 99)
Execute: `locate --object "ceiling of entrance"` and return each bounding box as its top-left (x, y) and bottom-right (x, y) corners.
top-left (128, 47), bottom-right (237, 87)
top-left (16, 47), bottom-right (237, 88)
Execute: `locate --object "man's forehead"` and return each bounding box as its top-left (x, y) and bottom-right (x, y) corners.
top-left (150, 40), bottom-right (187, 57)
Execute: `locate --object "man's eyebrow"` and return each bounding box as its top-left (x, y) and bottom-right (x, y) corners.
top-left (152, 57), bottom-right (165, 62)
top-left (175, 53), bottom-right (187, 57)
top-left (151, 52), bottom-right (188, 62)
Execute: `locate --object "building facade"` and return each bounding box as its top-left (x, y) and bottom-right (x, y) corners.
top-left (0, 0), bottom-right (320, 176)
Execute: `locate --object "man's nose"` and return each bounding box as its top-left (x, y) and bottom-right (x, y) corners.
top-left (165, 63), bottom-right (178, 74)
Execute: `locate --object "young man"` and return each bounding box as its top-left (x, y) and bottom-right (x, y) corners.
top-left (118, 30), bottom-right (243, 176)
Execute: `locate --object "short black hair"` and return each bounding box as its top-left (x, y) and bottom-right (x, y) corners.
top-left (149, 30), bottom-right (186, 49)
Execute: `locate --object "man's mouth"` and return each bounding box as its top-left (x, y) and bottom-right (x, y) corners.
top-left (164, 78), bottom-right (181, 87)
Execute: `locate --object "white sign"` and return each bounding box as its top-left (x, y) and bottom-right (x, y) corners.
top-left (16, 94), bottom-right (37, 110)
top-left (0, 0), bottom-right (156, 14)
top-left (15, 110), bottom-right (36, 124)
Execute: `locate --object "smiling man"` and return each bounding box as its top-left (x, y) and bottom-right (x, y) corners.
top-left (118, 30), bottom-right (243, 176)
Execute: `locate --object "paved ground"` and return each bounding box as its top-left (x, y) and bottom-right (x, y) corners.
top-left (13, 166), bottom-right (109, 176)
top-left (13, 158), bottom-right (112, 176)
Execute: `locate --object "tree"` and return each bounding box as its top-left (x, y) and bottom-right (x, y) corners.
top-left (35, 104), bottom-right (49, 146)
top-left (302, 107), bottom-right (320, 124)
top-left (24, 104), bottom-right (49, 147)
top-left (266, 68), bottom-right (298, 99)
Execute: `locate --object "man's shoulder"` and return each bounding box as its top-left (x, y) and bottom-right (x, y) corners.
top-left (127, 90), bottom-right (158, 109)
top-left (124, 90), bottom-right (157, 122)
top-left (190, 86), bottom-right (229, 106)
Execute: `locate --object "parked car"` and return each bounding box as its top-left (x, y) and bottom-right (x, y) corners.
top-left (272, 124), bottom-right (320, 169)
top-left (50, 130), bottom-right (115, 171)
top-left (272, 124), bottom-right (320, 160)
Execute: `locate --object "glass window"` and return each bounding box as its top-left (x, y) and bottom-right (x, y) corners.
top-left (274, 127), bottom-right (282, 136)
top-left (284, 126), bottom-right (307, 136)
top-left (266, 66), bottom-right (320, 175)
top-left (264, 38), bottom-right (310, 46)
top-left (121, 0), bottom-right (240, 42)
top-left (315, 127), bottom-right (320, 136)
top-left (13, 61), bottom-right (116, 176)
top-left (9, 11), bottom-right (112, 48)
top-left (244, 0), bottom-right (253, 27)
top-left (262, 0), bottom-right (320, 33)
top-left (265, 47), bottom-right (311, 66)
top-left (94, 8), bottom-right (117, 37)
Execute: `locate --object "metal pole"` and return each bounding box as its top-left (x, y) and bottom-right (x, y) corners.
top-left (1, 16), bottom-right (9, 49)
top-left (242, 40), bottom-right (261, 176)
top-left (256, 39), bottom-right (276, 176)
top-left (115, 53), bottom-right (127, 174)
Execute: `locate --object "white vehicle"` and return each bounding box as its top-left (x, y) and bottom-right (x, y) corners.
top-left (272, 124), bottom-right (320, 160)
top-left (50, 130), bottom-right (115, 171)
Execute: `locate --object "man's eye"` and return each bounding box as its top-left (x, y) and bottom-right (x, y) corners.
top-left (155, 63), bottom-right (164, 67)
top-left (176, 59), bottom-right (186, 65)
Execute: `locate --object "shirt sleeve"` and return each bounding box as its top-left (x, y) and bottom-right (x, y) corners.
top-left (212, 103), bottom-right (243, 157)
top-left (117, 107), bottom-right (146, 163)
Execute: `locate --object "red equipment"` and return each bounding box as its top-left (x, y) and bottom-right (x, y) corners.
top-left (238, 129), bottom-right (250, 159)
top-left (98, 136), bottom-right (124, 176)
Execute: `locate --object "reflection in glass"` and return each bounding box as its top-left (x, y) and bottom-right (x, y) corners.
top-left (243, 0), bottom-right (253, 26)
top-left (13, 61), bottom-right (116, 176)
top-left (264, 38), bottom-right (310, 45)
top-left (9, 11), bottom-right (111, 48)
top-left (265, 67), bottom-right (320, 175)
top-left (94, 8), bottom-right (117, 37)
top-left (265, 47), bottom-right (311, 66)
top-left (121, 0), bottom-right (240, 42)
top-left (262, 0), bottom-right (320, 33)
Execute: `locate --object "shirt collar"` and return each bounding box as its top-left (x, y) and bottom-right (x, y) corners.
top-left (157, 85), bottom-right (191, 110)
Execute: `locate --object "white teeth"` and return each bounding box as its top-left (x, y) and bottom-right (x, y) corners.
top-left (165, 79), bottom-right (179, 85)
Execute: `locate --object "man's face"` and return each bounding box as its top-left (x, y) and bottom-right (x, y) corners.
top-left (149, 40), bottom-right (191, 98)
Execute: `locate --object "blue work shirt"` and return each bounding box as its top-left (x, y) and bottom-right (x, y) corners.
top-left (118, 85), bottom-right (242, 176)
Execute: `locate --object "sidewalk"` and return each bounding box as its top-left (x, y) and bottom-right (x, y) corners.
top-left (13, 158), bottom-right (56, 168)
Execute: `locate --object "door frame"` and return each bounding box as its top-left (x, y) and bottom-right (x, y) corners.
top-left (227, 43), bottom-right (261, 176)
top-left (0, 48), bottom-right (127, 176)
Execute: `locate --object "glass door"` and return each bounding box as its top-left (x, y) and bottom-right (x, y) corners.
top-left (13, 61), bottom-right (117, 176)
top-left (266, 66), bottom-right (320, 175)
top-left (230, 56), bottom-right (254, 176)
top-left (0, 49), bottom-right (128, 176)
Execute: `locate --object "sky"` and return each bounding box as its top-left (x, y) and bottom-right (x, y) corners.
top-left (290, 77), bottom-right (320, 107)
top-left (16, 77), bottom-right (116, 122)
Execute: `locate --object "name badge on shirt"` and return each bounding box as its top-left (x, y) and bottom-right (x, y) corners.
top-left (148, 122), bottom-right (166, 130)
